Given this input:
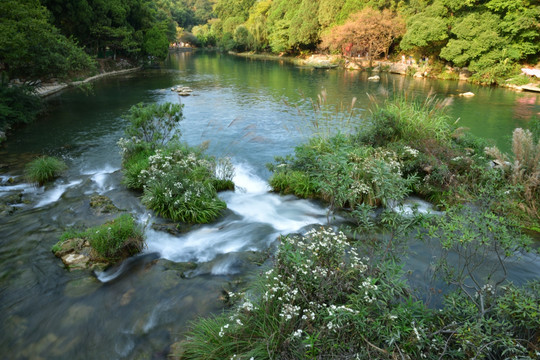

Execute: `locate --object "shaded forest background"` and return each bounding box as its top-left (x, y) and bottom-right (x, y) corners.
top-left (1, 0), bottom-right (538, 83)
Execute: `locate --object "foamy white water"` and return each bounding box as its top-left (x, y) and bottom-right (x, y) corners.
top-left (145, 162), bottom-right (328, 264)
top-left (34, 180), bottom-right (83, 207)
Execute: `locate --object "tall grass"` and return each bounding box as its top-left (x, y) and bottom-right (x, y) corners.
top-left (485, 128), bottom-right (540, 224)
top-left (59, 214), bottom-right (145, 263)
top-left (358, 95), bottom-right (454, 146)
top-left (25, 156), bottom-right (67, 185)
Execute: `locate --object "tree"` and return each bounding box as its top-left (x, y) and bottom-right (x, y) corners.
top-left (0, 0), bottom-right (95, 80)
top-left (143, 25), bottom-right (170, 60)
top-left (321, 8), bottom-right (406, 65)
top-left (400, 1), bottom-right (450, 55)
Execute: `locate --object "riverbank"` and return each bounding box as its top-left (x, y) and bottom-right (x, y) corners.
top-left (231, 51), bottom-right (540, 91)
top-left (36, 66), bottom-right (142, 98)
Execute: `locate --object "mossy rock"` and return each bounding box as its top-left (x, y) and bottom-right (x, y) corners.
top-left (161, 260), bottom-right (198, 278)
top-left (89, 194), bottom-right (120, 214)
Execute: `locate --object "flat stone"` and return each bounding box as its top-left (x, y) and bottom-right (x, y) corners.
top-left (459, 92), bottom-right (475, 97)
top-left (61, 253), bottom-right (90, 269)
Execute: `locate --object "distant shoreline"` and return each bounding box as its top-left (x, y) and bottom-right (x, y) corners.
top-left (36, 67), bottom-right (143, 98)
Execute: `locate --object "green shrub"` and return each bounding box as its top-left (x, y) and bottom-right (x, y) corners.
top-left (0, 84), bottom-right (42, 134)
top-left (269, 170), bottom-right (317, 198)
top-left (180, 228), bottom-right (436, 359)
top-left (122, 102), bottom-right (184, 150)
top-left (139, 146), bottom-right (228, 223)
top-left (119, 102), bottom-right (235, 224)
top-left (85, 214), bottom-right (144, 262)
top-left (25, 156), bottom-right (67, 185)
top-left (269, 136), bottom-right (418, 212)
top-left (121, 147), bottom-right (154, 190)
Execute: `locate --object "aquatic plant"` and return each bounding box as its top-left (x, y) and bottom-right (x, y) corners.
top-left (61, 214), bottom-right (144, 262)
top-left (24, 155), bottom-right (67, 185)
top-left (118, 102), bottom-right (235, 224)
top-left (139, 146), bottom-right (228, 223)
top-left (269, 133), bottom-right (418, 215)
top-left (122, 102), bottom-right (184, 151)
top-left (180, 228), bottom-right (435, 359)
top-left (56, 213), bottom-right (145, 263)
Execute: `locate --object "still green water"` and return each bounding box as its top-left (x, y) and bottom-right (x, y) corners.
top-left (0, 51), bottom-right (538, 360)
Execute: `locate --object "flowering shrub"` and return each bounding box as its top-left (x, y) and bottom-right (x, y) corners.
top-left (269, 138), bottom-right (418, 210)
top-left (180, 227), bottom-right (540, 360)
top-left (118, 102), bottom-right (234, 224)
top-left (139, 145), bottom-right (230, 223)
top-left (180, 228), bottom-right (436, 359)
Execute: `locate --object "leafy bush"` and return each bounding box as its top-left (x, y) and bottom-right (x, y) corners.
top-left (357, 97), bottom-right (453, 146)
top-left (0, 84), bottom-right (42, 134)
top-left (485, 128), bottom-right (540, 226)
top-left (120, 147), bottom-right (154, 190)
top-left (180, 228), bottom-right (435, 359)
top-left (119, 102), bottom-right (235, 224)
top-left (121, 102), bottom-right (184, 152)
top-left (139, 146), bottom-right (228, 223)
top-left (181, 224), bottom-right (539, 359)
top-left (25, 156), bottom-right (67, 185)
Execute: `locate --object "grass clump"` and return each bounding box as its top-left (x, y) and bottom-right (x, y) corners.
top-left (58, 214), bottom-right (145, 263)
top-left (118, 102), bottom-right (234, 224)
top-left (25, 156), bottom-right (67, 185)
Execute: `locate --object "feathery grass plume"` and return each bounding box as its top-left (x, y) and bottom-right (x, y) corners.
top-left (485, 128), bottom-right (540, 223)
top-left (25, 156), bottom-right (67, 185)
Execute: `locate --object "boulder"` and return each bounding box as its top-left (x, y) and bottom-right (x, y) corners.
top-left (345, 61), bottom-right (362, 70)
top-left (61, 253), bottom-right (90, 270)
top-left (459, 92), bottom-right (475, 97)
top-left (389, 63), bottom-right (408, 75)
top-left (368, 75), bottom-right (380, 81)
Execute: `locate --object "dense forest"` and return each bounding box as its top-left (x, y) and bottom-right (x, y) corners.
top-left (0, 0), bottom-right (215, 81)
top-left (193, 0), bottom-right (539, 83)
top-left (1, 0), bottom-right (538, 82)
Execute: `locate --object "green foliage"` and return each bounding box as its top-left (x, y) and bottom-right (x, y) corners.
top-left (181, 209), bottom-right (539, 359)
top-left (143, 26), bottom-right (170, 60)
top-left (181, 228), bottom-right (436, 359)
top-left (358, 97), bottom-right (453, 146)
top-left (139, 146), bottom-right (228, 223)
top-left (0, 84), bottom-right (42, 133)
top-left (485, 128), bottom-right (540, 227)
top-left (121, 102), bottom-right (184, 151)
top-left (119, 102), bottom-right (234, 224)
top-left (60, 214), bottom-right (145, 262)
top-left (121, 147), bottom-right (154, 190)
top-left (0, 0), bottom-right (96, 80)
top-left (86, 214), bottom-right (144, 261)
top-left (24, 156), bottom-right (67, 186)
top-left (269, 170), bottom-right (318, 198)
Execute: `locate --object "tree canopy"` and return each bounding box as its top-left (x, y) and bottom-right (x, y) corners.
top-left (189, 0), bottom-right (539, 83)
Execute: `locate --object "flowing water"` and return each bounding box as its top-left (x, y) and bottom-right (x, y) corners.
top-left (1, 51), bottom-right (539, 359)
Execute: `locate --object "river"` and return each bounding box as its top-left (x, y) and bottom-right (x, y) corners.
top-left (0, 51), bottom-right (539, 359)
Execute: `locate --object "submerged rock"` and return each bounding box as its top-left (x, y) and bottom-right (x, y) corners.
top-left (89, 194), bottom-right (120, 215)
top-left (368, 75), bottom-right (380, 81)
top-left (459, 92), bottom-right (475, 97)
